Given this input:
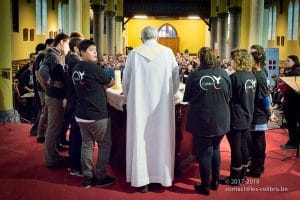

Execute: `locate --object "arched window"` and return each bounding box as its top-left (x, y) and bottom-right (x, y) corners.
top-left (268, 5), bottom-right (277, 40)
top-left (287, 0), bottom-right (299, 40)
top-left (58, 2), bottom-right (63, 32)
top-left (287, 0), bottom-right (293, 39)
top-left (292, 0), bottom-right (299, 40)
top-left (158, 24), bottom-right (177, 37)
top-left (227, 14), bottom-right (230, 41)
top-left (268, 7), bottom-right (272, 40)
top-left (272, 6), bottom-right (277, 40)
top-left (36, 0), bottom-right (47, 35)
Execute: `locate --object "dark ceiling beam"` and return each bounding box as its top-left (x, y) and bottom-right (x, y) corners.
top-left (200, 16), bottom-right (210, 27)
top-left (124, 0), bottom-right (210, 18)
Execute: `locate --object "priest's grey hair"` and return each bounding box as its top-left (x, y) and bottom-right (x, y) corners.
top-left (141, 26), bottom-right (158, 41)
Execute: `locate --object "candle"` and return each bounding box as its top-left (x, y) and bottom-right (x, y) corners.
top-left (112, 70), bottom-right (122, 90)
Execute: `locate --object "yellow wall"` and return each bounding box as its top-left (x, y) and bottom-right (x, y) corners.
top-left (267, 0), bottom-right (300, 60)
top-left (82, 0), bottom-right (90, 38)
top-left (12, 0), bottom-right (299, 61)
top-left (0, 0), bottom-right (13, 111)
top-left (124, 18), bottom-right (207, 54)
top-left (12, 0), bottom-right (59, 60)
top-left (239, 0), bottom-right (250, 49)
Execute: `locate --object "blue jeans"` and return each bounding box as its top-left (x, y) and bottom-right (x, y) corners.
top-left (79, 118), bottom-right (111, 180)
top-left (195, 134), bottom-right (224, 187)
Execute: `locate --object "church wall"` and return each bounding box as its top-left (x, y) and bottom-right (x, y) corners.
top-left (267, 0), bottom-right (300, 61)
top-left (124, 18), bottom-right (207, 54)
top-left (12, 0), bottom-right (59, 60)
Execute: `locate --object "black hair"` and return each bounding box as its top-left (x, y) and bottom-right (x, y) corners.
top-left (79, 39), bottom-right (96, 52)
top-left (251, 50), bottom-right (266, 66)
top-left (287, 55), bottom-right (299, 64)
top-left (53, 33), bottom-right (69, 47)
top-left (35, 43), bottom-right (46, 54)
top-left (45, 38), bottom-right (54, 46)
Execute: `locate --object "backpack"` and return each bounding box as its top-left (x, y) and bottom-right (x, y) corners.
top-left (38, 60), bottom-right (52, 89)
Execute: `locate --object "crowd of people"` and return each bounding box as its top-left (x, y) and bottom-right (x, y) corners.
top-left (14, 26), bottom-right (299, 195)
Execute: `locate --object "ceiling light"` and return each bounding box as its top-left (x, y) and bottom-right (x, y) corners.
top-left (187, 16), bottom-right (200, 20)
top-left (134, 15), bottom-right (148, 19)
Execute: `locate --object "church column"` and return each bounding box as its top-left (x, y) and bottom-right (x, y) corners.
top-left (115, 0), bottom-right (124, 54)
top-left (228, 6), bottom-right (242, 53)
top-left (210, 17), bottom-right (218, 51)
top-left (262, 4), bottom-right (270, 48)
top-left (217, 12), bottom-right (228, 60)
top-left (62, 0), bottom-right (69, 34)
top-left (69, 0), bottom-right (82, 33)
top-left (239, 0), bottom-right (250, 49)
top-left (210, 0), bottom-right (218, 51)
top-left (106, 0), bottom-right (116, 56)
top-left (91, 3), bottom-right (106, 59)
top-left (106, 11), bottom-right (116, 56)
top-left (0, 0), bottom-right (13, 121)
top-left (81, 0), bottom-right (90, 38)
top-left (115, 16), bottom-right (123, 54)
top-left (249, 0), bottom-right (264, 47)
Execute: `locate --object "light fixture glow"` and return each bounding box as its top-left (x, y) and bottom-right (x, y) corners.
top-left (187, 16), bottom-right (200, 20)
top-left (134, 15), bottom-right (148, 19)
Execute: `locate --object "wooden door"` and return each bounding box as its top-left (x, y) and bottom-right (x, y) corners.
top-left (158, 37), bottom-right (180, 54)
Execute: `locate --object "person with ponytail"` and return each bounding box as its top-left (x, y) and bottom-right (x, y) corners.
top-left (247, 50), bottom-right (271, 178)
top-left (183, 47), bottom-right (231, 195)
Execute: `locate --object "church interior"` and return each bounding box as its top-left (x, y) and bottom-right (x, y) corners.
top-left (0, 0), bottom-right (299, 199)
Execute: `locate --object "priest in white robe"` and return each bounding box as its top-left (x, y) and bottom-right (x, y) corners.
top-left (122, 26), bottom-right (180, 192)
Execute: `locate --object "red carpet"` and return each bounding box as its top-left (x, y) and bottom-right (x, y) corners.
top-left (0, 123), bottom-right (299, 200)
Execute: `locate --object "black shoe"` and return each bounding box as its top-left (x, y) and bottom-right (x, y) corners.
top-left (139, 185), bottom-right (149, 193)
top-left (46, 157), bottom-right (69, 169)
top-left (149, 183), bottom-right (162, 191)
top-left (30, 131), bottom-right (37, 136)
top-left (210, 180), bottom-right (219, 190)
top-left (246, 169), bottom-right (261, 178)
top-left (82, 177), bottom-right (93, 188)
top-left (194, 183), bottom-right (209, 195)
top-left (36, 136), bottom-right (45, 143)
top-left (69, 168), bottom-right (83, 177)
top-left (60, 139), bottom-right (69, 146)
top-left (94, 176), bottom-right (116, 188)
top-left (280, 144), bottom-right (297, 151)
top-left (56, 143), bottom-right (69, 151)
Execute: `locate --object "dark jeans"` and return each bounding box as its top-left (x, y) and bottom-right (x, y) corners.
top-left (226, 129), bottom-right (250, 168)
top-left (249, 131), bottom-right (266, 171)
top-left (285, 105), bottom-right (300, 147)
top-left (59, 114), bottom-right (70, 145)
top-left (195, 134), bottom-right (224, 187)
top-left (69, 113), bottom-right (82, 170)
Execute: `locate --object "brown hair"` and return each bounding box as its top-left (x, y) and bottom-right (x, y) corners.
top-left (251, 50), bottom-right (266, 66)
top-left (69, 37), bottom-right (83, 52)
top-left (198, 47), bottom-right (219, 68)
top-left (70, 32), bottom-right (84, 38)
top-left (231, 49), bottom-right (251, 72)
